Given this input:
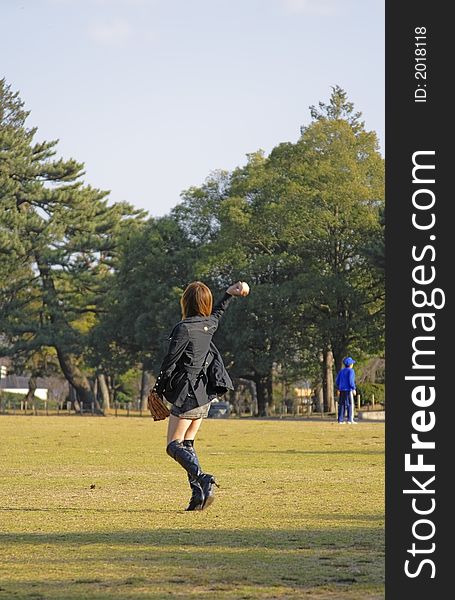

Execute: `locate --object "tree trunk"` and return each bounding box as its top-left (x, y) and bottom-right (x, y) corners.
top-left (97, 373), bottom-right (111, 411)
top-left (239, 377), bottom-right (258, 415)
top-left (332, 347), bottom-right (348, 374)
top-left (322, 348), bottom-right (335, 413)
top-left (250, 379), bottom-right (258, 416)
top-left (266, 374), bottom-right (274, 410)
top-left (35, 254), bottom-right (101, 412)
top-left (25, 376), bottom-right (37, 403)
top-left (92, 377), bottom-right (98, 402)
top-left (255, 375), bottom-right (267, 417)
top-left (315, 383), bottom-right (324, 413)
top-left (56, 348), bottom-right (97, 411)
top-left (89, 376), bottom-right (103, 413)
top-left (108, 375), bottom-right (119, 405)
top-left (106, 375), bottom-right (113, 403)
top-left (140, 365), bottom-right (152, 411)
top-left (68, 384), bottom-right (80, 412)
top-left (234, 389), bottom-right (241, 417)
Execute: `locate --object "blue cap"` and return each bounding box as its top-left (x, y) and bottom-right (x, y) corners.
top-left (343, 357), bottom-right (355, 366)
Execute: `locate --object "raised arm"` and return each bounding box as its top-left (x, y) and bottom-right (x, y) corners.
top-left (211, 281), bottom-right (250, 321)
top-left (211, 292), bottom-right (234, 321)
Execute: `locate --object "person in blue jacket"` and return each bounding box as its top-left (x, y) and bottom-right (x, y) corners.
top-left (335, 357), bottom-right (357, 424)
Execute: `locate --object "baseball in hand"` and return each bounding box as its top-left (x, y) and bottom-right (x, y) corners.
top-left (227, 281), bottom-right (250, 296)
top-left (240, 281), bottom-right (250, 296)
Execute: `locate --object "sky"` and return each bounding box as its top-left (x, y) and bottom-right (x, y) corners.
top-left (2, 0), bottom-right (384, 217)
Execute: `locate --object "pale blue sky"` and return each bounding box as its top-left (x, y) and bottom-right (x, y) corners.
top-left (2, 0), bottom-right (384, 216)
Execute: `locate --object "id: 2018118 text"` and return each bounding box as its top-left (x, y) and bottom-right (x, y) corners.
top-left (414, 27), bottom-right (427, 103)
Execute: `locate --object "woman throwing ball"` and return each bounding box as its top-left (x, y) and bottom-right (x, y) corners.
top-left (153, 281), bottom-right (249, 511)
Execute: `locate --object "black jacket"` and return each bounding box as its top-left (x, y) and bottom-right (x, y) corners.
top-left (155, 292), bottom-right (234, 407)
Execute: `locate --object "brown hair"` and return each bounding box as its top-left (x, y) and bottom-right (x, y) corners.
top-left (180, 281), bottom-right (213, 319)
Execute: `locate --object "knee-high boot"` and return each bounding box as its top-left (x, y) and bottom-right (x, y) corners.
top-left (166, 440), bottom-right (217, 510)
top-left (182, 440), bottom-right (204, 511)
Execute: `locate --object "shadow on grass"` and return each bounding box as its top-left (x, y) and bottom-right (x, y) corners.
top-left (0, 527), bottom-right (384, 599)
top-left (0, 507), bottom-right (154, 514)
top-left (0, 508), bottom-right (384, 522)
top-left (0, 526), bottom-right (384, 549)
top-left (249, 449), bottom-right (384, 455)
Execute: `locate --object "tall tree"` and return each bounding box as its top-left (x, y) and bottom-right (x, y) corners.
top-left (295, 86), bottom-right (384, 370)
top-left (184, 87), bottom-right (384, 412)
top-left (274, 87), bottom-right (384, 407)
top-left (89, 215), bottom-right (198, 395)
top-left (0, 79), bottom-right (142, 409)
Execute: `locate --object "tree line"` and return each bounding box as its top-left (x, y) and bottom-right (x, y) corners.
top-left (0, 79), bottom-right (384, 415)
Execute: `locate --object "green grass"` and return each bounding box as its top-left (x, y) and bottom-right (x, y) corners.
top-left (0, 416), bottom-right (384, 599)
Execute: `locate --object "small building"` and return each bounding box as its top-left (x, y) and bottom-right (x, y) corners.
top-left (0, 374), bottom-right (48, 401)
top-left (293, 380), bottom-right (313, 403)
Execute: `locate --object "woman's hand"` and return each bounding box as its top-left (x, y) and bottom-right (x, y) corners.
top-left (227, 281), bottom-right (250, 297)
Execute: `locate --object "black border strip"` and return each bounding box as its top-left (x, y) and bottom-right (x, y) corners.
top-left (386, 1), bottom-right (450, 596)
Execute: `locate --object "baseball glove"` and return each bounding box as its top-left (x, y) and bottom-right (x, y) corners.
top-left (147, 390), bottom-right (170, 421)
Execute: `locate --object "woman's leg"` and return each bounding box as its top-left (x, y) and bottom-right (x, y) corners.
top-left (181, 419), bottom-right (204, 510)
top-left (184, 417), bottom-right (215, 509)
top-left (184, 417), bottom-right (203, 442)
top-left (166, 415), bottom-right (216, 510)
top-left (167, 414), bottom-right (193, 445)
top-left (166, 415), bottom-right (204, 479)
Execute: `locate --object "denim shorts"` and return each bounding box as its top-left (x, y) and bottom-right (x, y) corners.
top-left (170, 395), bottom-right (211, 419)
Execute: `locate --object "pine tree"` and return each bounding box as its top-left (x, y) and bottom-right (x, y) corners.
top-left (0, 79), bottom-right (142, 410)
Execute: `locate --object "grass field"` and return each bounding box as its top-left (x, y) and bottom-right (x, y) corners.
top-left (0, 416), bottom-right (384, 600)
